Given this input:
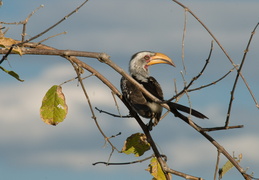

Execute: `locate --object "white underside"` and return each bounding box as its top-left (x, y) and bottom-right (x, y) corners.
top-left (146, 102), bottom-right (162, 113)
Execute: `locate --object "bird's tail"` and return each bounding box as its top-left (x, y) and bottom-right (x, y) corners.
top-left (167, 102), bottom-right (208, 120)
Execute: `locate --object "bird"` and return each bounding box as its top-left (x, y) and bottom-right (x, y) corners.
top-left (120, 51), bottom-right (208, 129)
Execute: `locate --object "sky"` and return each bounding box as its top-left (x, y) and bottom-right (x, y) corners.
top-left (0, 0), bottom-right (259, 180)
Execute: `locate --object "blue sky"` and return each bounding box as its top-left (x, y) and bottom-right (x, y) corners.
top-left (1, 0), bottom-right (259, 180)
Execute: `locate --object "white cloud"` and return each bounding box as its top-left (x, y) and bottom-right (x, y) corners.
top-left (160, 133), bottom-right (259, 174)
top-left (16, 150), bottom-right (109, 171)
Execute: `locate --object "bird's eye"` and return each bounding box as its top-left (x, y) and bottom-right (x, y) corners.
top-left (144, 55), bottom-right (150, 61)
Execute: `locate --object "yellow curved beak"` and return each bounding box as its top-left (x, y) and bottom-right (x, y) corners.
top-left (147, 52), bottom-right (175, 67)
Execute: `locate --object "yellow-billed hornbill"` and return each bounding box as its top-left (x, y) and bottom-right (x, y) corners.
top-left (121, 51), bottom-right (208, 129)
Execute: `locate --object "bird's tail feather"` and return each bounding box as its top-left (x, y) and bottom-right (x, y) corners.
top-left (167, 102), bottom-right (208, 119)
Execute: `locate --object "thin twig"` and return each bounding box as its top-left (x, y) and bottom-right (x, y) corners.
top-left (0, 0), bottom-right (89, 63)
top-left (225, 22), bottom-right (259, 127)
top-left (59, 71), bottom-right (94, 86)
top-left (0, 5), bottom-right (43, 26)
top-left (65, 56), bottom-right (120, 154)
top-left (2, 27), bottom-right (9, 36)
top-left (164, 41), bottom-right (213, 103)
top-left (17, 0), bottom-right (88, 46)
top-left (106, 148), bottom-right (115, 165)
top-left (95, 107), bottom-right (132, 118)
top-left (93, 155), bottom-right (153, 166)
top-left (159, 110), bottom-right (170, 122)
top-left (214, 150), bottom-right (221, 180)
top-left (181, 8), bottom-right (188, 74)
top-left (111, 91), bottom-right (122, 117)
top-left (180, 71), bottom-right (193, 117)
top-left (188, 66), bottom-right (236, 92)
top-left (202, 125), bottom-right (244, 132)
top-left (166, 168), bottom-right (203, 180)
top-left (22, 5), bottom-right (45, 42)
top-left (0, 46), bottom-right (13, 64)
top-left (37, 31), bottom-right (67, 45)
top-left (172, 0), bottom-right (258, 109)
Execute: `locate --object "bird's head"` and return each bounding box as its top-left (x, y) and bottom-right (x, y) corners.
top-left (129, 51), bottom-right (175, 82)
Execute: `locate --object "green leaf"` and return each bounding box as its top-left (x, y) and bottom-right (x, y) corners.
top-left (146, 157), bottom-right (168, 180)
top-left (40, 85), bottom-right (68, 126)
top-left (0, 66), bottom-right (24, 82)
top-left (121, 133), bottom-right (150, 157)
top-left (219, 153), bottom-right (242, 179)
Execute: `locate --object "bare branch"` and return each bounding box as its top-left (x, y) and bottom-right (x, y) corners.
top-left (95, 107), bottom-right (132, 118)
top-left (93, 155), bottom-right (153, 166)
top-left (37, 31), bottom-right (67, 45)
top-left (172, 0), bottom-right (258, 109)
top-left (111, 91), bottom-right (122, 117)
top-left (0, 5), bottom-right (43, 26)
top-left (181, 8), bottom-right (188, 74)
top-left (165, 168), bottom-right (204, 180)
top-left (202, 125), bottom-right (244, 132)
top-left (214, 150), bottom-right (221, 180)
top-left (225, 22), bottom-right (259, 127)
top-left (165, 40), bottom-right (214, 103)
top-left (0, 0), bottom-right (89, 63)
top-left (188, 66), bottom-right (236, 93)
top-left (17, 0), bottom-right (89, 46)
top-left (22, 5), bottom-right (45, 42)
top-left (64, 56), bottom-right (120, 154)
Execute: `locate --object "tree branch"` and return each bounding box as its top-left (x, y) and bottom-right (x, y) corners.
top-left (172, 0), bottom-right (259, 110)
top-left (225, 22), bottom-right (259, 127)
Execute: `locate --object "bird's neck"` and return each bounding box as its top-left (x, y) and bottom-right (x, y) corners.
top-left (130, 67), bottom-right (149, 83)
top-left (132, 74), bottom-right (149, 83)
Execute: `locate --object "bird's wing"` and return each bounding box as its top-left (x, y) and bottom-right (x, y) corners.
top-left (120, 77), bottom-right (152, 118)
top-left (142, 77), bottom-right (163, 101)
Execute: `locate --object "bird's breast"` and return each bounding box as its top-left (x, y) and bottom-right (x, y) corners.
top-left (146, 102), bottom-right (162, 113)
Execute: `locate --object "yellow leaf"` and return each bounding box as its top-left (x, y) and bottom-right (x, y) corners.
top-left (219, 153), bottom-right (242, 179)
top-left (121, 133), bottom-right (150, 157)
top-left (0, 37), bottom-right (23, 55)
top-left (146, 157), bottom-right (169, 180)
